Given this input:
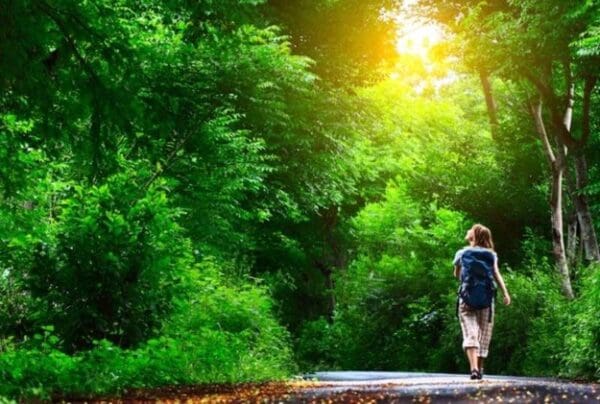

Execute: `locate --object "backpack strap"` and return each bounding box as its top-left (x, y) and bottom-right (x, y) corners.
top-left (456, 284), bottom-right (462, 319)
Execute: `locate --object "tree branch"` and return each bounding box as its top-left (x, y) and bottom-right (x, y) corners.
top-left (562, 61), bottom-right (575, 132)
top-left (478, 68), bottom-right (499, 140)
top-left (142, 130), bottom-right (192, 191)
top-left (520, 68), bottom-right (557, 106)
top-left (37, 2), bottom-right (103, 87)
top-left (522, 69), bottom-right (579, 149)
top-left (529, 98), bottom-right (556, 167)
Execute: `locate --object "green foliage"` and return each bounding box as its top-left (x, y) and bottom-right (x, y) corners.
top-left (562, 267), bottom-right (600, 379)
top-left (357, 78), bottom-right (547, 264)
top-left (25, 170), bottom-right (191, 350)
top-left (297, 181), bottom-right (468, 370)
top-left (485, 269), bottom-right (562, 375)
top-left (0, 259), bottom-right (293, 400)
top-left (295, 317), bottom-right (339, 371)
top-left (513, 265), bottom-right (600, 380)
top-left (268, 0), bottom-right (398, 84)
top-left (294, 179), bottom-right (600, 379)
top-left (521, 281), bottom-right (570, 377)
top-left (0, 114), bottom-right (41, 197)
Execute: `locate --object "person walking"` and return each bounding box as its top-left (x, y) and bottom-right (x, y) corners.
top-left (453, 224), bottom-right (511, 380)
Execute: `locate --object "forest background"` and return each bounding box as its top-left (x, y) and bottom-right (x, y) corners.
top-left (1, 0), bottom-right (600, 400)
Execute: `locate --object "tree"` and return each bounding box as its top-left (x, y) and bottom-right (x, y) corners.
top-left (413, 0), bottom-right (600, 297)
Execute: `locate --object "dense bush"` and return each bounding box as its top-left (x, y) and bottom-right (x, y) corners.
top-left (486, 270), bottom-right (565, 375)
top-left (295, 180), bottom-right (468, 370)
top-left (561, 267), bottom-right (600, 379)
top-left (24, 171), bottom-right (193, 351)
top-left (0, 169), bottom-right (294, 400)
top-left (0, 259), bottom-right (294, 400)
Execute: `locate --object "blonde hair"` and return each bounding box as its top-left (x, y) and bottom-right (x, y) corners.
top-left (469, 223), bottom-right (495, 250)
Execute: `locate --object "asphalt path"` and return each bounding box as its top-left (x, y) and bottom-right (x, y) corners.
top-left (69, 371), bottom-right (600, 403)
top-left (295, 371), bottom-right (600, 403)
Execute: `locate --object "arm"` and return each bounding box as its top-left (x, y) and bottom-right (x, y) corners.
top-left (492, 258), bottom-right (511, 305)
top-left (453, 264), bottom-right (461, 279)
top-left (452, 249), bottom-right (463, 279)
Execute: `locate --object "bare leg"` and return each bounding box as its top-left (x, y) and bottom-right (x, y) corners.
top-left (478, 356), bottom-right (484, 373)
top-left (466, 348), bottom-right (478, 371)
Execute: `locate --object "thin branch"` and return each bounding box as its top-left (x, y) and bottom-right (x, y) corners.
top-left (529, 98), bottom-right (556, 166)
top-left (521, 68), bottom-right (557, 106)
top-left (142, 130), bottom-right (192, 190)
top-left (37, 2), bottom-right (103, 87)
top-left (563, 61), bottom-right (575, 132)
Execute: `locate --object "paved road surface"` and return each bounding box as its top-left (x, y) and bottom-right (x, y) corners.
top-left (293, 371), bottom-right (600, 403)
top-left (71, 371), bottom-right (600, 403)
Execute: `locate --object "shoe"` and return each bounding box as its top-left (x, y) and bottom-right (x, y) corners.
top-left (478, 368), bottom-right (484, 379)
top-left (470, 369), bottom-right (481, 380)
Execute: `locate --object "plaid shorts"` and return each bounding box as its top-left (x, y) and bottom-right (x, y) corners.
top-left (458, 301), bottom-right (494, 358)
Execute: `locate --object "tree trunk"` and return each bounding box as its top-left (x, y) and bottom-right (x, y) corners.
top-left (324, 267), bottom-right (336, 319)
top-left (573, 153), bottom-right (600, 263)
top-left (478, 69), bottom-right (499, 140)
top-left (569, 76), bottom-right (600, 263)
top-left (530, 99), bottom-right (574, 298)
top-left (316, 206), bottom-right (344, 321)
top-left (550, 161), bottom-right (574, 299)
top-left (566, 209), bottom-right (578, 268)
top-left (564, 152), bottom-right (599, 264)
top-left (315, 261), bottom-right (336, 322)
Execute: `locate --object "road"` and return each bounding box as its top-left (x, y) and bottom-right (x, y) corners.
top-left (69, 371), bottom-right (600, 403)
top-left (295, 371), bottom-right (600, 403)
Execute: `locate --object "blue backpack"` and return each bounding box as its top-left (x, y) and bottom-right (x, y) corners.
top-left (456, 248), bottom-right (496, 321)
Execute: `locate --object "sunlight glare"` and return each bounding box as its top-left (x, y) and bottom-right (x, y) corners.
top-left (396, 22), bottom-right (442, 60)
top-left (391, 1), bottom-right (455, 93)
top-left (395, 0), bottom-right (443, 61)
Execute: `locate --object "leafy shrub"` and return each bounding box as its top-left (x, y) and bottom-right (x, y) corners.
top-left (561, 266), bottom-right (600, 379)
top-left (295, 317), bottom-right (339, 371)
top-left (296, 180), bottom-right (468, 371)
top-left (486, 269), bottom-right (565, 375)
top-left (0, 272), bottom-right (33, 343)
top-left (25, 171), bottom-right (193, 350)
top-left (0, 259), bottom-right (294, 400)
top-left (521, 283), bottom-right (569, 377)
